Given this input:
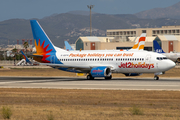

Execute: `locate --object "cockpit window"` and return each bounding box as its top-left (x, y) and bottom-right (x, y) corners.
top-left (157, 57), bottom-right (168, 60)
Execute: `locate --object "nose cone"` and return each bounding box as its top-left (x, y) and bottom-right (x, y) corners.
top-left (166, 60), bottom-right (176, 70)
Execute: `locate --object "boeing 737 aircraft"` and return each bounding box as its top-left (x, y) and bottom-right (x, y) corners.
top-left (30, 20), bottom-right (175, 80)
top-left (153, 40), bottom-right (180, 63)
top-left (64, 37), bottom-right (146, 77)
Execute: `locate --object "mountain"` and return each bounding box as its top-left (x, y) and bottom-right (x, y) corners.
top-left (1, 12), bottom-right (180, 48)
top-left (135, 2), bottom-right (180, 19)
top-left (67, 10), bottom-right (97, 16)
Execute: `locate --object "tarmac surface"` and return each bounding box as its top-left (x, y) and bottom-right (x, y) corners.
top-left (0, 76), bottom-right (180, 91)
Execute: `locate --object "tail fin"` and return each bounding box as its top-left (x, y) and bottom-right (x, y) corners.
top-left (64, 41), bottom-right (74, 51)
top-left (30, 20), bottom-right (56, 55)
top-left (153, 40), bottom-right (165, 53)
top-left (20, 50), bottom-right (32, 64)
top-left (130, 33), bottom-right (146, 51)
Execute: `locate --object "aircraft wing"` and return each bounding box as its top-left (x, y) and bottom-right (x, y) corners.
top-left (39, 63), bottom-right (114, 73)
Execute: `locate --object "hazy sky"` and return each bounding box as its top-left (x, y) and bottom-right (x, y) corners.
top-left (0, 0), bottom-right (179, 21)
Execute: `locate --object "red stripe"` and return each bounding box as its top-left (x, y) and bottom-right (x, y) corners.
top-left (139, 37), bottom-right (145, 42)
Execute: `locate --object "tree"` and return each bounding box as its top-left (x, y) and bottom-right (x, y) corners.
top-left (23, 41), bottom-right (29, 54)
top-left (12, 48), bottom-right (18, 65)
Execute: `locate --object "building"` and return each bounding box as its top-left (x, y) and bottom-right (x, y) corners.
top-left (74, 26), bottom-right (180, 52)
top-left (105, 26), bottom-right (180, 53)
top-left (107, 25), bottom-right (180, 42)
top-left (75, 36), bottom-right (114, 50)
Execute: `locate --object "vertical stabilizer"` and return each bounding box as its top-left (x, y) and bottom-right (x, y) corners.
top-left (130, 33), bottom-right (146, 51)
top-left (64, 41), bottom-right (74, 51)
top-left (20, 50), bottom-right (32, 64)
top-left (30, 20), bottom-right (56, 54)
top-left (153, 40), bottom-right (165, 53)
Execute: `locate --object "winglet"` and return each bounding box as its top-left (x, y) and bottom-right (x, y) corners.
top-left (153, 40), bottom-right (165, 53)
top-left (131, 33), bottom-right (146, 51)
top-left (64, 41), bottom-right (74, 51)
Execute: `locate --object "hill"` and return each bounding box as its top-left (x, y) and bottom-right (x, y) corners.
top-left (135, 2), bottom-right (180, 19)
top-left (1, 12), bottom-right (180, 48)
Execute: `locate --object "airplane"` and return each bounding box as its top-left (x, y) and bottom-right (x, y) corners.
top-left (153, 40), bottom-right (180, 63)
top-left (64, 36), bottom-right (146, 77)
top-left (30, 20), bottom-right (175, 80)
top-left (64, 41), bottom-right (74, 51)
top-left (19, 50), bottom-right (39, 66)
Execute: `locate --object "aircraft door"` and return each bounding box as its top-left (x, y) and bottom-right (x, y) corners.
top-left (51, 55), bottom-right (55, 64)
top-left (145, 54), bottom-right (151, 64)
top-left (156, 63), bottom-right (158, 69)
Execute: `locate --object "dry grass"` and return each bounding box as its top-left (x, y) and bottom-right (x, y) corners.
top-left (0, 88), bottom-right (180, 120)
top-left (0, 68), bottom-right (180, 78)
top-left (0, 68), bottom-right (180, 119)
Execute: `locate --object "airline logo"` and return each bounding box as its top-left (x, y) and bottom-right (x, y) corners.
top-left (118, 62), bottom-right (154, 69)
top-left (34, 39), bottom-right (52, 63)
top-left (155, 49), bottom-right (163, 53)
top-left (22, 55), bottom-right (26, 60)
top-left (132, 34), bottom-right (146, 50)
top-left (92, 70), bottom-right (103, 73)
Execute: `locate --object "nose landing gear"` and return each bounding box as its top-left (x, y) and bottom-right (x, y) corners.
top-left (154, 75), bottom-right (159, 80)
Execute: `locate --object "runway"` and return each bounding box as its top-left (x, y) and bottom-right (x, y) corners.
top-left (0, 76), bottom-right (180, 90)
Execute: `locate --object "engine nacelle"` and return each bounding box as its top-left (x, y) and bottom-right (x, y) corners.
top-left (123, 73), bottom-right (142, 76)
top-left (91, 66), bottom-right (111, 77)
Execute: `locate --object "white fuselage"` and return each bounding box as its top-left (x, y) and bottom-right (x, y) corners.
top-left (55, 49), bottom-right (175, 74)
top-left (162, 53), bottom-right (180, 62)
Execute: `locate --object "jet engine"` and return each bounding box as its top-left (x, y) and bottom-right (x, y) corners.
top-left (91, 66), bottom-right (111, 77)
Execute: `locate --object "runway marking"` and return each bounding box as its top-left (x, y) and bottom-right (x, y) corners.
top-left (0, 81), bottom-right (179, 87)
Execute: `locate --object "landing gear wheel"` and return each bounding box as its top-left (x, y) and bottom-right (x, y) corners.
top-left (105, 75), bottom-right (112, 80)
top-left (154, 75), bottom-right (159, 80)
top-left (87, 75), bottom-right (94, 80)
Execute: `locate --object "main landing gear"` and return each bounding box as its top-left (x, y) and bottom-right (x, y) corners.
top-left (87, 74), bottom-right (112, 80)
top-left (154, 75), bottom-right (159, 80)
top-left (87, 74), bottom-right (94, 80)
top-left (105, 75), bottom-right (112, 80)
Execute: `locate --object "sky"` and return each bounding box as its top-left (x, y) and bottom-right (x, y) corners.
top-left (0, 0), bottom-right (180, 22)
